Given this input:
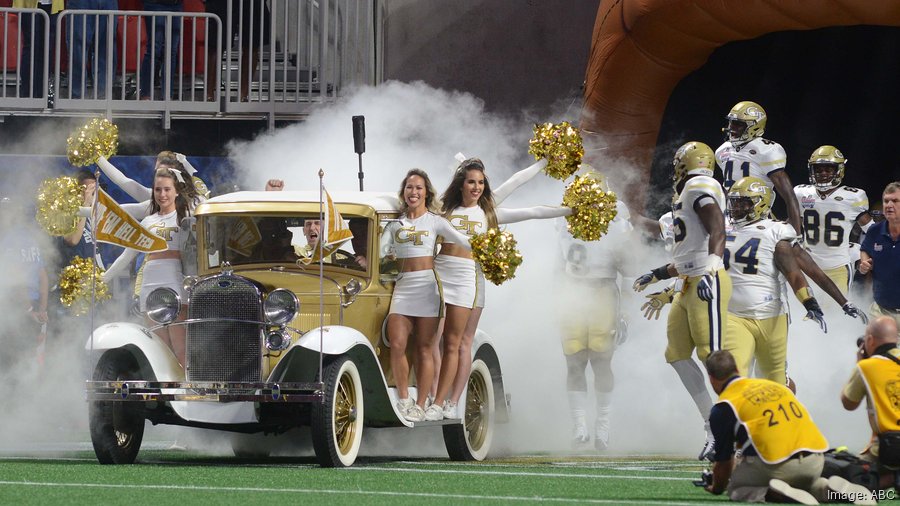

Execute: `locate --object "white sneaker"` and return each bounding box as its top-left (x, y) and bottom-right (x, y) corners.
top-left (768, 479), bottom-right (819, 505)
top-left (699, 424), bottom-right (715, 461)
top-left (404, 404), bottom-right (426, 422)
top-left (826, 475), bottom-right (876, 505)
top-left (572, 423), bottom-right (589, 446)
top-left (442, 400), bottom-right (458, 419)
top-left (396, 397), bottom-right (414, 416)
top-left (594, 419), bottom-right (610, 451)
top-left (424, 403), bottom-right (444, 421)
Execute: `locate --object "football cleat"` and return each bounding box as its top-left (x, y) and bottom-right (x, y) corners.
top-left (808, 145), bottom-right (846, 192)
top-left (723, 101), bottom-right (767, 144)
top-left (572, 423), bottom-right (590, 446)
top-left (727, 176), bottom-right (773, 225)
top-left (594, 418), bottom-right (610, 452)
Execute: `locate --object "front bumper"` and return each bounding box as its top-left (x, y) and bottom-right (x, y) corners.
top-left (85, 381), bottom-right (325, 403)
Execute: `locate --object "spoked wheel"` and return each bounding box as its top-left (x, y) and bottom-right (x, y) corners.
top-left (311, 356), bottom-right (364, 467)
top-left (443, 359), bottom-right (495, 461)
top-left (89, 350), bottom-right (146, 464)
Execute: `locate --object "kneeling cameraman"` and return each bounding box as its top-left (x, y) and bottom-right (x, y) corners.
top-left (842, 316), bottom-right (900, 491)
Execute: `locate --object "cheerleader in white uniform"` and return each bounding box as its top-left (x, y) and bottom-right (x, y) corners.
top-left (381, 169), bottom-right (474, 422)
top-left (433, 158), bottom-right (570, 418)
top-left (102, 168), bottom-right (200, 367)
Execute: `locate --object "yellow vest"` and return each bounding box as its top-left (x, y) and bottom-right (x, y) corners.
top-left (857, 350), bottom-right (900, 433)
top-left (12, 1), bottom-right (65, 14)
top-left (717, 377), bottom-right (828, 463)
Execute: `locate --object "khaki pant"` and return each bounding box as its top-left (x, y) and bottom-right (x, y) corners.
top-left (870, 302), bottom-right (900, 335)
top-left (728, 453), bottom-right (829, 502)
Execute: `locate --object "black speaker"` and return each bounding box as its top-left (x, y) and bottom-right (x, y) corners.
top-left (352, 116), bottom-right (366, 155)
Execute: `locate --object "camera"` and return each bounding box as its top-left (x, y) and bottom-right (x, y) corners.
top-left (692, 468), bottom-right (712, 487)
top-left (857, 336), bottom-right (868, 359)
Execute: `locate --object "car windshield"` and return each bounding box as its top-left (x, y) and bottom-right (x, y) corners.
top-left (202, 213), bottom-right (369, 272)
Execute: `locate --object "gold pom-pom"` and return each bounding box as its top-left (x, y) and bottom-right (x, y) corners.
top-left (470, 229), bottom-right (523, 286)
top-left (59, 256), bottom-right (111, 316)
top-left (527, 121), bottom-right (585, 180)
top-left (35, 175), bottom-right (84, 236)
top-left (562, 175), bottom-right (619, 241)
top-left (67, 118), bottom-right (119, 167)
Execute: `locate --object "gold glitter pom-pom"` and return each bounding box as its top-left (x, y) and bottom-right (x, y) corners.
top-left (527, 121), bottom-right (585, 180)
top-left (470, 229), bottom-right (523, 286)
top-left (67, 118), bottom-right (119, 167)
top-left (35, 175), bottom-right (83, 236)
top-left (562, 175), bottom-right (618, 241)
top-left (59, 256), bottom-right (111, 316)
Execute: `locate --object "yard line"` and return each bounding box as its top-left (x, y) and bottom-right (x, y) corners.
top-left (351, 466), bottom-right (690, 481)
top-left (0, 481), bottom-right (724, 505)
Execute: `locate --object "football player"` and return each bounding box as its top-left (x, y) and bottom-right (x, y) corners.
top-left (633, 141), bottom-right (732, 460)
top-left (794, 146), bottom-right (873, 297)
top-left (557, 190), bottom-right (635, 451)
top-left (724, 177), bottom-right (828, 387)
top-left (715, 101), bottom-right (803, 236)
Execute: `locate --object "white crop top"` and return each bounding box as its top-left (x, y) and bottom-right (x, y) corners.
top-left (380, 212), bottom-right (472, 258)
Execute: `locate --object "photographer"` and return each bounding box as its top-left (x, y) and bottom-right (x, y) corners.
top-left (704, 350), bottom-right (875, 504)
top-left (841, 316), bottom-right (900, 490)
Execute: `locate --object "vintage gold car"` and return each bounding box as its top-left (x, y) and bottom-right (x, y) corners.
top-left (84, 190), bottom-right (509, 467)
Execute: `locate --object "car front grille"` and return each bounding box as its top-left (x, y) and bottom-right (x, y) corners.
top-left (186, 275), bottom-right (263, 383)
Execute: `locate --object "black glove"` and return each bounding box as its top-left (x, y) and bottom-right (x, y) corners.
top-left (633, 272), bottom-right (658, 292)
top-left (842, 302), bottom-right (869, 324)
top-left (697, 274), bottom-right (715, 302)
top-left (803, 298), bottom-right (827, 333)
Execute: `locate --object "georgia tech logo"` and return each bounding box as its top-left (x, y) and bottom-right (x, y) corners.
top-left (745, 106), bottom-right (763, 120)
top-left (395, 226), bottom-right (429, 245)
top-left (449, 215), bottom-right (483, 235)
top-left (150, 223), bottom-right (178, 241)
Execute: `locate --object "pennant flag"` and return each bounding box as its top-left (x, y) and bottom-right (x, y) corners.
top-left (227, 217), bottom-right (262, 257)
top-left (300, 189), bottom-right (353, 264)
top-left (94, 188), bottom-right (167, 252)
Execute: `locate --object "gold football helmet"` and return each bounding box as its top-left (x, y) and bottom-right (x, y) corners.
top-left (727, 176), bottom-right (772, 225)
top-left (673, 141), bottom-right (715, 188)
top-left (724, 101), bottom-right (767, 144)
top-left (807, 145), bottom-right (846, 192)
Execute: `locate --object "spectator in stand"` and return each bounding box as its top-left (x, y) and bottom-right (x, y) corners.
top-left (13, 0), bottom-right (64, 99)
top-left (67, 0), bottom-right (118, 99)
top-left (140, 0), bottom-right (184, 100)
top-left (859, 182), bottom-right (900, 329)
top-left (203, 0), bottom-right (271, 102)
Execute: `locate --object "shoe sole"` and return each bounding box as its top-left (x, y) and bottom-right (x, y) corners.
top-left (826, 476), bottom-right (876, 505)
top-left (768, 479), bottom-right (819, 505)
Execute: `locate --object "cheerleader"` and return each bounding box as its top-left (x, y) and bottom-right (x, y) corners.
top-left (102, 168), bottom-right (201, 367)
top-left (433, 158), bottom-right (570, 418)
top-left (381, 169), bottom-right (474, 422)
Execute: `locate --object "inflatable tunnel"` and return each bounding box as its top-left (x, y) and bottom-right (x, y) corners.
top-left (581, 0), bottom-right (900, 213)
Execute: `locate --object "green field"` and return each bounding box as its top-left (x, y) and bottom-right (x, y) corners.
top-left (0, 445), bottom-right (735, 505)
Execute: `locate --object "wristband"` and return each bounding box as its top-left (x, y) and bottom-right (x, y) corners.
top-left (795, 287), bottom-right (814, 303)
top-left (651, 265), bottom-right (673, 281)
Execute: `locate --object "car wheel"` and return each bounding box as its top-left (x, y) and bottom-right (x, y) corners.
top-left (443, 359), bottom-right (495, 461)
top-left (89, 350), bottom-right (145, 464)
top-left (311, 356), bottom-right (364, 467)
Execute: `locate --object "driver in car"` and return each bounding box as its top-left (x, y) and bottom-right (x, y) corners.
top-left (295, 219), bottom-right (366, 270)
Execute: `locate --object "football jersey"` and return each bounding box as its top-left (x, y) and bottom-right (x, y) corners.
top-left (658, 211), bottom-right (675, 251)
top-left (794, 184), bottom-right (869, 270)
top-left (726, 219), bottom-right (797, 319)
top-left (715, 137), bottom-right (787, 192)
top-left (672, 176), bottom-right (726, 277)
top-left (559, 200), bottom-right (633, 279)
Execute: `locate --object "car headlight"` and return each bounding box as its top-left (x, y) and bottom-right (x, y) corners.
top-left (264, 289), bottom-right (299, 325)
top-left (146, 287), bottom-right (181, 324)
top-left (265, 330), bottom-right (292, 351)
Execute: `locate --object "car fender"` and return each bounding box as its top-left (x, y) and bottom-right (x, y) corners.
top-left (269, 327), bottom-right (400, 426)
top-left (86, 322), bottom-right (183, 381)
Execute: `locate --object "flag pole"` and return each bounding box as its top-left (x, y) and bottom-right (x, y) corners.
top-left (89, 168), bottom-right (100, 356)
top-left (318, 169), bottom-right (325, 383)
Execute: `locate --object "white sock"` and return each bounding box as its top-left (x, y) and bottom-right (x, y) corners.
top-left (670, 359), bottom-right (713, 421)
top-left (595, 391), bottom-right (612, 422)
top-left (568, 390), bottom-right (588, 426)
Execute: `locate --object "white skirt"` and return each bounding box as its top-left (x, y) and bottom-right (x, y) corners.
top-left (389, 269), bottom-right (444, 317)
top-left (434, 255), bottom-right (477, 309)
top-left (475, 265), bottom-right (486, 308)
top-left (140, 258), bottom-right (185, 311)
